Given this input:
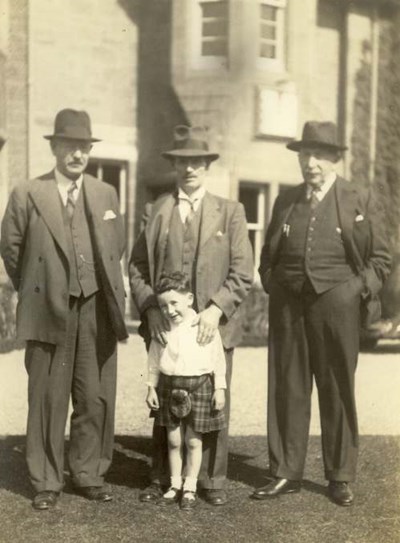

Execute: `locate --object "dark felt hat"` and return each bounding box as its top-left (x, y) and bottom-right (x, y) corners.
top-left (44, 109), bottom-right (101, 142)
top-left (287, 121), bottom-right (347, 152)
top-left (162, 125), bottom-right (219, 161)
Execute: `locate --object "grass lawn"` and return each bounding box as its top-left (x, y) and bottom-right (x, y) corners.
top-left (0, 434), bottom-right (399, 543)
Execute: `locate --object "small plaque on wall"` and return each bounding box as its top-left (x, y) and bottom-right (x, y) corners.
top-left (256, 86), bottom-right (298, 139)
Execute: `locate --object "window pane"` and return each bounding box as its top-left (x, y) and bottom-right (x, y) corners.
top-left (261, 4), bottom-right (277, 21)
top-left (261, 23), bottom-right (276, 40)
top-left (260, 42), bottom-right (276, 59)
top-left (239, 186), bottom-right (259, 223)
top-left (201, 1), bottom-right (227, 19)
top-left (203, 20), bottom-right (228, 37)
top-left (202, 39), bottom-right (227, 56)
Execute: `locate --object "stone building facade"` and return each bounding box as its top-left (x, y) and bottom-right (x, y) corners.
top-left (0, 0), bottom-right (399, 316)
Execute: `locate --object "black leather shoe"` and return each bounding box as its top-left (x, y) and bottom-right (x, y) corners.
top-left (328, 481), bottom-right (354, 507)
top-left (180, 491), bottom-right (198, 511)
top-left (251, 478), bottom-right (301, 499)
top-left (139, 482), bottom-right (164, 503)
top-left (157, 487), bottom-right (181, 507)
top-left (32, 491), bottom-right (59, 510)
top-left (77, 486), bottom-right (113, 502)
top-left (204, 489), bottom-right (228, 506)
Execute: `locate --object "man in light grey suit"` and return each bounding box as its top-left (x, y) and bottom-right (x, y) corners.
top-left (1, 109), bottom-right (128, 510)
top-left (129, 125), bottom-right (253, 505)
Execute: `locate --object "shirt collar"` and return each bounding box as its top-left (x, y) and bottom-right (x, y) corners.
top-left (306, 172), bottom-right (337, 199)
top-left (177, 186), bottom-right (206, 204)
top-left (55, 168), bottom-right (83, 191)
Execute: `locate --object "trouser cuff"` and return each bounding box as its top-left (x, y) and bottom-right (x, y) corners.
top-left (198, 476), bottom-right (226, 490)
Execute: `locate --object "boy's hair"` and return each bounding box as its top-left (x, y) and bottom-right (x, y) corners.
top-left (155, 272), bottom-right (191, 295)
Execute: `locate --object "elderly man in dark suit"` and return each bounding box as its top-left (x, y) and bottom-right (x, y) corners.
top-left (129, 125), bottom-right (253, 506)
top-left (1, 109), bottom-right (128, 510)
top-left (252, 121), bottom-right (391, 506)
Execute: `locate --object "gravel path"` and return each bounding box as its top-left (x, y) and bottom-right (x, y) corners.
top-left (0, 334), bottom-right (399, 436)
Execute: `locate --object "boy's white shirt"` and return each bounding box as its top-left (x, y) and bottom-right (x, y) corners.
top-left (147, 308), bottom-right (226, 389)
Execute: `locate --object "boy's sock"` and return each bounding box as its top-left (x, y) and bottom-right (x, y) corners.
top-left (183, 477), bottom-right (197, 494)
top-left (170, 476), bottom-right (183, 490)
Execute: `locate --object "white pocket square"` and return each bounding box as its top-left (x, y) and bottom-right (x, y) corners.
top-left (355, 214), bottom-right (364, 222)
top-left (216, 230), bottom-right (224, 237)
top-left (103, 210), bottom-right (117, 221)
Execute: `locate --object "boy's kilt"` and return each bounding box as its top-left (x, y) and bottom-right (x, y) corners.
top-left (155, 373), bottom-right (226, 433)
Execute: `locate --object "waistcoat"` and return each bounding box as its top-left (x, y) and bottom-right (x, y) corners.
top-left (62, 188), bottom-right (100, 298)
top-left (163, 203), bottom-right (202, 298)
top-left (276, 186), bottom-right (354, 294)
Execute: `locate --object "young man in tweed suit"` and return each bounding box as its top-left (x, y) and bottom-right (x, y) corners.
top-left (129, 125), bottom-right (253, 506)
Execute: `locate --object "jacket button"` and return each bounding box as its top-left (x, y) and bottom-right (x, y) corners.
top-left (34, 286), bottom-right (40, 293)
top-left (38, 256), bottom-right (43, 262)
top-left (110, 256), bottom-right (114, 261)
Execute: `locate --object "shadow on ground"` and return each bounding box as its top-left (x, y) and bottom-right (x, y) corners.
top-left (0, 435), bottom-right (399, 543)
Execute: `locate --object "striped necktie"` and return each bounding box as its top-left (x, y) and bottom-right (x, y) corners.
top-left (66, 181), bottom-right (78, 221)
top-left (310, 188), bottom-right (320, 210)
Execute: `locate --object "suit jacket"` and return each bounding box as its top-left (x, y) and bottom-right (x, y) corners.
top-left (128, 190), bottom-right (254, 349)
top-left (259, 177), bottom-right (391, 315)
top-left (0, 171), bottom-right (128, 344)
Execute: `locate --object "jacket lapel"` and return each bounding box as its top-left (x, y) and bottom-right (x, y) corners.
top-left (269, 184), bottom-right (304, 259)
top-left (28, 171), bottom-right (69, 258)
top-left (146, 192), bottom-right (176, 285)
top-left (200, 192), bottom-right (221, 248)
top-left (82, 174), bottom-right (104, 255)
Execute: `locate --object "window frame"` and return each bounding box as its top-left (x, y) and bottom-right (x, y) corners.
top-left (257, 0), bottom-right (287, 71)
top-left (190, 0), bottom-right (229, 70)
top-left (239, 181), bottom-right (270, 277)
top-left (86, 158), bottom-right (128, 217)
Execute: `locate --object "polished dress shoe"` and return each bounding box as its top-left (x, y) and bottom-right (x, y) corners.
top-left (328, 481), bottom-right (354, 507)
top-left (251, 478), bottom-right (301, 499)
top-left (32, 491), bottom-right (59, 510)
top-left (139, 482), bottom-right (163, 503)
top-left (77, 486), bottom-right (113, 502)
top-left (204, 489), bottom-right (228, 506)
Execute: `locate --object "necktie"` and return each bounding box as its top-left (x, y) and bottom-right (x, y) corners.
top-left (310, 188), bottom-right (321, 211)
top-left (66, 181), bottom-right (78, 221)
top-left (185, 200), bottom-right (196, 225)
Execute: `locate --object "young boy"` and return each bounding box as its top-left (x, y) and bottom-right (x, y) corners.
top-left (146, 271), bottom-right (226, 511)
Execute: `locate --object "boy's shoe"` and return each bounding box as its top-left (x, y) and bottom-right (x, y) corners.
top-left (157, 487), bottom-right (181, 507)
top-left (180, 490), bottom-right (197, 511)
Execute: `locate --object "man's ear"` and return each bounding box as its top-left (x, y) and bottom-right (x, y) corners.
top-left (188, 292), bottom-right (194, 306)
top-left (333, 151), bottom-right (342, 164)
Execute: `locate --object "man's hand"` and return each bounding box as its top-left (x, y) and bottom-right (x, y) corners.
top-left (212, 389), bottom-right (225, 411)
top-left (192, 304), bottom-right (223, 346)
top-left (146, 307), bottom-right (169, 346)
top-left (146, 387), bottom-right (160, 410)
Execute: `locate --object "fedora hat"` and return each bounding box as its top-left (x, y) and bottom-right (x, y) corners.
top-left (162, 125), bottom-right (219, 161)
top-left (44, 109), bottom-right (101, 142)
top-left (287, 121), bottom-right (347, 152)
